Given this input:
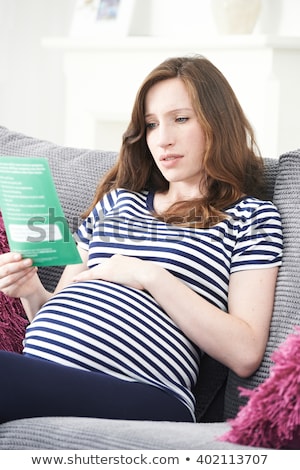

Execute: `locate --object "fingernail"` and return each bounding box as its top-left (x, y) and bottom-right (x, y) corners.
top-left (23, 258), bottom-right (32, 266)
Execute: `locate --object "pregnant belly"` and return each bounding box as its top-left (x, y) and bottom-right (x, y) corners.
top-left (23, 280), bottom-right (200, 391)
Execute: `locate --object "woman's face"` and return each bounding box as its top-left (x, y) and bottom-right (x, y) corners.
top-left (145, 78), bottom-right (206, 191)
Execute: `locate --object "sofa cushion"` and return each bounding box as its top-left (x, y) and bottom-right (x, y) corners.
top-left (0, 416), bottom-right (263, 450)
top-left (224, 149), bottom-right (300, 419)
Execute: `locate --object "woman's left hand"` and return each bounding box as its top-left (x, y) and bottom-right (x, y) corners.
top-left (71, 254), bottom-right (150, 290)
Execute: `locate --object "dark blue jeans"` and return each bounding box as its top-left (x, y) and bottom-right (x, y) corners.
top-left (0, 351), bottom-right (194, 424)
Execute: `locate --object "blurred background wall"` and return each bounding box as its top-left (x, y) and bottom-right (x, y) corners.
top-left (0, 0), bottom-right (299, 152)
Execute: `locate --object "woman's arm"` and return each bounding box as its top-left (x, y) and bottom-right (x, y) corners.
top-left (73, 254), bottom-right (278, 378)
top-left (143, 263), bottom-right (278, 377)
top-left (53, 246), bottom-right (88, 294)
top-left (23, 246), bottom-right (88, 321)
top-left (0, 247), bottom-right (88, 322)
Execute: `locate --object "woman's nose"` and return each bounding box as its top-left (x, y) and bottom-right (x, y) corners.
top-left (157, 124), bottom-right (174, 148)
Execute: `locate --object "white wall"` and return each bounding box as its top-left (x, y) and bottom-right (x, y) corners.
top-left (147, 0), bottom-right (300, 37)
top-left (0, 0), bottom-right (299, 146)
top-left (0, 0), bottom-right (76, 144)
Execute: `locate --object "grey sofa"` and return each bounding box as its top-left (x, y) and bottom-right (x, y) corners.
top-left (0, 125), bottom-right (299, 450)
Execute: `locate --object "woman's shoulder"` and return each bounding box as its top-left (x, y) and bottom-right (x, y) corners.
top-left (225, 197), bottom-right (281, 226)
top-left (92, 188), bottom-right (150, 214)
top-left (226, 196), bottom-right (280, 214)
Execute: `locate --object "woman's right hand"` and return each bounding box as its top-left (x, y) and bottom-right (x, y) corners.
top-left (0, 252), bottom-right (39, 299)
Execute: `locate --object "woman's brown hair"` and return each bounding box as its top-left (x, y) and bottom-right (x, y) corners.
top-left (83, 55), bottom-right (264, 228)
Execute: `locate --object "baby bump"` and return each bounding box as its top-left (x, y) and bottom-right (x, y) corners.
top-left (23, 280), bottom-right (200, 391)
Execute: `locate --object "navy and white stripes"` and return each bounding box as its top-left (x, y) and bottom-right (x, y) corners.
top-left (23, 189), bottom-right (282, 419)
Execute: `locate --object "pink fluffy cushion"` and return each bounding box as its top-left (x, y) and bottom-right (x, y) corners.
top-left (220, 327), bottom-right (300, 449)
top-left (0, 212), bottom-right (28, 353)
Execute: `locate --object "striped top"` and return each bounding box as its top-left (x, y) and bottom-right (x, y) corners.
top-left (23, 189), bottom-right (283, 420)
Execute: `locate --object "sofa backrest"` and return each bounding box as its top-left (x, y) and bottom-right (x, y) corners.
top-left (224, 149), bottom-right (300, 419)
top-left (1, 125), bottom-right (299, 421)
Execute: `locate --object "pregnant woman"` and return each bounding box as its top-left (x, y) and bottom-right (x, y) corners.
top-left (0, 55), bottom-right (282, 424)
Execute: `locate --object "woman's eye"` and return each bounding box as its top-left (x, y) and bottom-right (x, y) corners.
top-left (176, 117), bottom-right (188, 123)
top-left (145, 122), bottom-right (157, 130)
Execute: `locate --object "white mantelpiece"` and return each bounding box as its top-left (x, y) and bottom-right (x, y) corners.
top-left (42, 35), bottom-right (300, 156)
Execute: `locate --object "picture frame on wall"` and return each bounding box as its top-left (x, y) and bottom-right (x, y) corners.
top-left (70, 0), bottom-right (136, 37)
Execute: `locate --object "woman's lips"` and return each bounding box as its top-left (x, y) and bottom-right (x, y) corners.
top-left (159, 154), bottom-right (183, 165)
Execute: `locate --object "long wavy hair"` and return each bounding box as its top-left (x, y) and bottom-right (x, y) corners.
top-left (83, 55), bottom-right (264, 228)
